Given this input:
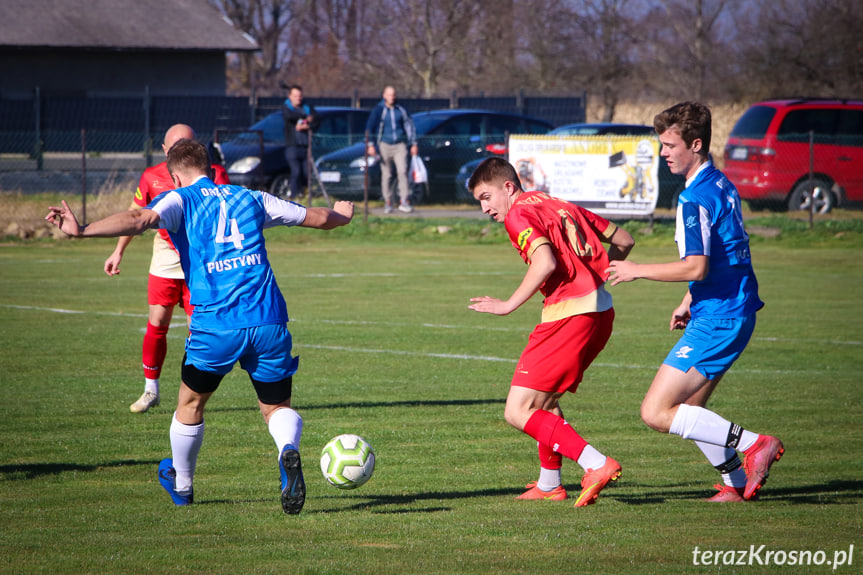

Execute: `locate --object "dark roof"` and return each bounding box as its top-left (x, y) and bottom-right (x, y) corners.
top-left (0, 0), bottom-right (258, 51)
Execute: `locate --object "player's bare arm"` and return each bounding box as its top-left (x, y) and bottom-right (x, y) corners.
top-left (300, 201), bottom-right (354, 230)
top-left (470, 243), bottom-right (556, 316)
top-left (606, 255), bottom-right (708, 286)
top-left (104, 201), bottom-right (144, 275)
top-left (46, 200), bottom-right (161, 238)
top-left (606, 226), bottom-right (635, 262)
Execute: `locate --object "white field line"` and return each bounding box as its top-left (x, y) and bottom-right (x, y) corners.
top-left (298, 271), bottom-right (509, 278)
top-left (2, 304), bottom-right (859, 375)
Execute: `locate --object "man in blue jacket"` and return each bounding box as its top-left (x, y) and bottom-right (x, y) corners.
top-left (365, 85), bottom-right (418, 213)
top-left (282, 85), bottom-right (319, 200)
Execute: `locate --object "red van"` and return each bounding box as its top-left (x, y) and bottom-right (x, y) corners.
top-left (723, 99), bottom-right (863, 213)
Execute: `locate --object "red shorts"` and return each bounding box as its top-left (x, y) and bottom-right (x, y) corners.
top-left (147, 274), bottom-right (193, 316)
top-left (511, 309), bottom-right (614, 394)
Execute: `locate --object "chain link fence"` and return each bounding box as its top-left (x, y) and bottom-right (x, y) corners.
top-left (0, 90), bottom-right (586, 199)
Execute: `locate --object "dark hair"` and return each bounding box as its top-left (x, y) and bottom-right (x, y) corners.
top-left (167, 139), bottom-right (210, 175)
top-left (288, 84), bottom-right (303, 93)
top-left (654, 101), bottom-right (712, 156)
top-left (467, 157), bottom-right (523, 193)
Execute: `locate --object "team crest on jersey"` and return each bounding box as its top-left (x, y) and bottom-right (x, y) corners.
top-left (676, 345), bottom-right (695, 359)
top-left (517, 228), bottom-right (532, 250)
top-left (685, 215), bottom-right (698, 228)
top-left (134, 188), bottom-right (143, 202)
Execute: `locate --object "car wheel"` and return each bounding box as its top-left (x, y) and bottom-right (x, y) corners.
top-left (788, 179), bottom-right (834, 214)
top-left (269, 174), bottom-right (293, 200)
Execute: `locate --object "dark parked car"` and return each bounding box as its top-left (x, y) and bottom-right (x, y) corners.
top-left (548, 122), bottom-right (656, 137)
top-left (315, 109), bottom-right (554, 203)
top-left (218, 106), bottom-right (370, 198)
top-left (455, 122), bottom-right (684, 207)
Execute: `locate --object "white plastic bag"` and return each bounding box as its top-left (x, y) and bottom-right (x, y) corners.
top-left (410, 155), bottom-right (428, 184)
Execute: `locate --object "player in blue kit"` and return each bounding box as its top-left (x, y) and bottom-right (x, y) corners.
top-left (46, 139), bottom-right (354, 514)
top-left (606, 102), bottom-right (784, 502)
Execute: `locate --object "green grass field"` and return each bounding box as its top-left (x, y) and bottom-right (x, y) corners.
top-left (1, 215), bottom-right (861, 574)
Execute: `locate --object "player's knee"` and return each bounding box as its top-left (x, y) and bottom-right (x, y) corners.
top-left (640, 401), bottom-right (670, 433)
top-left (503, 403), bottom-right (527, 431)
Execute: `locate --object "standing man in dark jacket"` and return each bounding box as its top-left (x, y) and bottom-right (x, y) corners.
top-left (366, 86), bottom-right (418, 213)
top-left (282, 85), bottom-right (319, 200)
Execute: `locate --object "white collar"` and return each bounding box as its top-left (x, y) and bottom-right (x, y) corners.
top-left (686, 160), bottom-right (711, 188)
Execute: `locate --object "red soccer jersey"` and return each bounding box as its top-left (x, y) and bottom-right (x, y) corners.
top-left (504, 191), bottom-right (618, 322)
top-left (134, 162), bottom-right (230, 246)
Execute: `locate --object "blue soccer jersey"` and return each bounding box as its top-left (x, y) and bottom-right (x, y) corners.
top-left (148, 177), bottom-right (307, 332)
top-left (675, 163), bottom-right (763, 319)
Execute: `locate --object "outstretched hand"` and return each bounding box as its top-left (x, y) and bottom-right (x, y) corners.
top-left (606, 260), bottom-right (639, 286)
top-left (45, 200), bottom-right (82, 237)
top-left (333, 200), bottom-right (355, 221)
top-left (469, 296), bottom-right (513, 316)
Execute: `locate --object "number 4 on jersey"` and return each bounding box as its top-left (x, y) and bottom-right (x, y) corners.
top-left (216, 200), bottom-right (245, 249)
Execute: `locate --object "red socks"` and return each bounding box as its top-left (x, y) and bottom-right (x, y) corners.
top-left (538, 442), bottom-right (563, 470)
top-left (524, 410), bottom-right (588, 463)
top-left (142, 323), bottom-right (170, 379)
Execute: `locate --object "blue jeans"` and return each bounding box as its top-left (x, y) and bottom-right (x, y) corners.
top-left (285, 146), bottom-right (309, 198)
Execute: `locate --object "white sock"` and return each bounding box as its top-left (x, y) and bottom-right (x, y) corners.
top-left (576, 444), bottom-right (607, 472)
top-left (669, 404), bottom-right (734, 446)
top-left (268, 407), bottom-right (303, 453)
top-left (670, 405), bottom-right (762, 453)
top-left (694, 441), bottom-right (747, 488)
top-left (537, 467), bottom-right (562, 491)
top-left (170, 413), bottom-right (204, 494)
top-left (145, 378), bottom-right (159, 395)
top-left (737, 431), bottom-right (760, 452)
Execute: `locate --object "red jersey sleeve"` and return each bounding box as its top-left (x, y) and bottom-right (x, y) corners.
top-left (575, 204), bottom-right (617, 242)
top-left (213, 164), bottom-right (231, 185)
top-left (504, 192), bottom-right (616, 306)
top-left (505, 194), bottom-right (550, 264)
top-left (133, 171), bottom-right (151, 208)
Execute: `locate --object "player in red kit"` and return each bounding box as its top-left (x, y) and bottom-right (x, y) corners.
top-left (104, 124), bottom-right (230, 413)
top-left (468, 157), bottom-right (634, 507)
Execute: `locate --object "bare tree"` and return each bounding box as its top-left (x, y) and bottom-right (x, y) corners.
top-left (735, 0), bottom-right (863, 99)
top-left (210, 0), bottom-right (306, 94)
top-left (636, 0), bottom-right (738, 102)
top-left (286, 0), bottom-right (389, 94)
top-left (576, 0), bottom-right (640, 121)
top-left (210, 0), bottom-right (861, 113)
top-left (375, 0), bottom-right (482, 96)
top-left (515, 0), bottom-right (583, 94)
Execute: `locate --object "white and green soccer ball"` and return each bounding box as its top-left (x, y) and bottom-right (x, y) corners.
top-left (320, 434), bottom-right (375, 489)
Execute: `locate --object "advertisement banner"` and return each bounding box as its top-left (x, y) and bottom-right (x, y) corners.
top-left (508, 135), bottom-right (661, 216)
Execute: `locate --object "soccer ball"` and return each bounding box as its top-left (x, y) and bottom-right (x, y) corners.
top-left (320, 434), bottom-right (375, 489)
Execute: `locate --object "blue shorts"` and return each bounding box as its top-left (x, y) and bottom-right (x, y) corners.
top-left (663, 314), bottom-right (756, 380)
top-left (184, 323), bottom-right (299, 383)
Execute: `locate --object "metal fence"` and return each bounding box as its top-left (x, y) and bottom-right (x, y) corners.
top-left (0, 90), bottom-right (586, 197)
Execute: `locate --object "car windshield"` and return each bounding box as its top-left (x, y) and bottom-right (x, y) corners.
top-left (246, 113), bottom-right (285, 143)
top-left (550, 124), bottom-right (652, 136)
top-left (412, 113), bottom-right (457, 135)
top-left (730, 106), bottom-right (776, 139)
